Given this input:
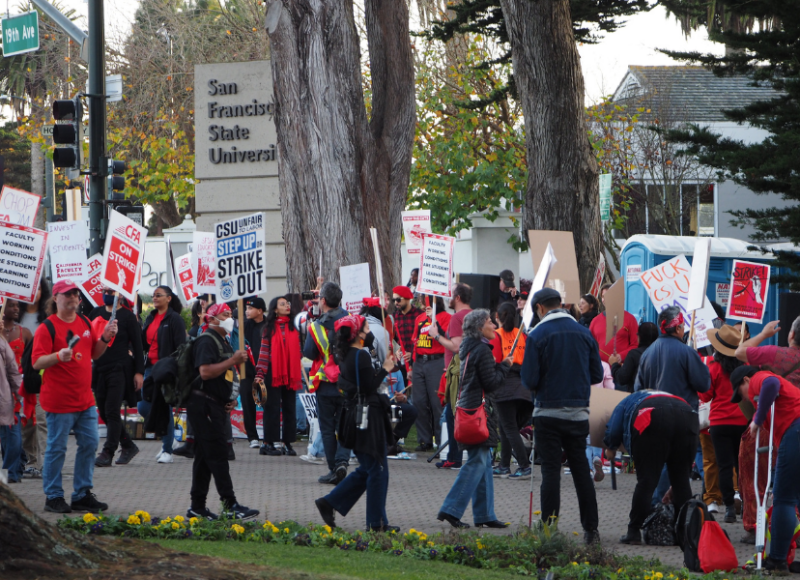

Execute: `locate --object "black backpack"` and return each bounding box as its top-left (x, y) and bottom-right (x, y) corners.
top-left (675, 498), bottom-right (713, 572)
top-left (642, 503), bottom-right (676, 546)
top-left (152, 332), bottom-right (226, 407)
top-left (21, 315), bottom-right (91, 394)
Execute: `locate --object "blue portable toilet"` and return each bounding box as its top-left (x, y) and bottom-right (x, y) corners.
top-left (620, 235), bottom-right (781, 343)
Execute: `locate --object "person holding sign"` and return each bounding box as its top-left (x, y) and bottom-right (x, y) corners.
top-left (735, 319), bottom-right (800, 387)
top-left (589, 283), bottom-right (639, 363)
top-left (32, 280), bottom-right (118, 514)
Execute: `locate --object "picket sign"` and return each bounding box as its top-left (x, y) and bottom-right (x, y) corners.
top-left (521, 242), bottom-right (557, 330)
top-left (401, 210), bottom-right (432, 255)
top-left (416, 232), bottom-right (455, 298)
top-left (174, 252), bottom-right (198, 303)
top-left (47, 220), bottom-right (87, 283)
top-left (339, 262), bottom-right (371, 314)
top-left (725, 259), bottom-right (770, 324)
top-left (192, 231), bottom-right (216, 294)
top-left (100, 210), bottom-right (148, 301)
top-left (0, 186), bottom-right (40, 228)
top-left (80, 253), bottom-right (104, 308)
top-left (589, 253), bottom-right (606, 298)
top-left (687, 237), bottom-right (712, 347)
top-left (0, 222), bottom-right (47, 303)
top-left (214, 213), bottom-right (267, 302)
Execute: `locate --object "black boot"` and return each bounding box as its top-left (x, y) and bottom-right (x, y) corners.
top-left (173, 441), bottom-right (195, 459)
top-left (724, 505), bottom-right (736, 523)
top-left (619, 526), bottom-right (642, 545)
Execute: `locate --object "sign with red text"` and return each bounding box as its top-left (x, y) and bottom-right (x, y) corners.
top-left (339, 262), bottom-right (371, 314)
top-left (0, 222), bottom-right (47, 303)
top-left (589, 253), bottom-right (606, 298)
top-left (401, 210), bottom-right (432, 255)
top-left (100, 210), bottom-right (148, 301)
top-left (192, 231), bottom-right (216, 294)
top-left (0, 186), bottom-right (40, 228)
top-left (80, 253), bottom-right (104, 308)
top-left (416, 232), bottom-right (455, 298)
top-left (726, 260), bottom-right (770, 323)
top-left (175, 252), bottom-right (198, 303)
top-left (638, 254), bottom-right (716, 348)
top-left (47, 220), bottom-right (87, 283)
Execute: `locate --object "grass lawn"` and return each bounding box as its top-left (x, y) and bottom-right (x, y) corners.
top-left (154, 539), bottom-right (520, 580)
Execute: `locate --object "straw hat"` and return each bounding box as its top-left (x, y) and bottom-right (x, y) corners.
top-left (706, 325), bottom-right (741, 357)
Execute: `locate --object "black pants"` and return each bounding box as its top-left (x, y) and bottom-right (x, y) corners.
top-left (710, 424), bottom-right (747, 507)
top-left (534, 416), bottom-right (598, 532)
top-left (188, 394), bottom-right (237, 510)
top-left (496, 400), bottom-right (533, 469)
top-left (445, 403), bottom-right (460, 464)
top-left (93, 366), bottom-right (133, 454)
top-left (393, 402), bottom-right (418, 440)
top-left (317, 391), bottom-right (350, 471)
top-left (629, 396), bottom-right (698, 530)
top-left (264, 385), bottom-right (297, 444)
top-left (239, 378), bottom-right (259, 442)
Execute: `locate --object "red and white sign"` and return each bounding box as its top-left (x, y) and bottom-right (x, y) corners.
top-left (100, 210), bottom-right (148, 301)
top-left (417, 232), bottom-right (455, 298)
top-left (401, 210), bottom-right (432, 255)
top-left (192, 231), bottom-right (216, 294)
top-left (47, 220), bottom-right (87, 283)
top-left (80, 253), bottom-right (104, 308)
top-left (0, 186), bottom-right (41, 228)
top-left (589, 253), bottom-right (606, 297)
top-left (726, 260), bottom-right (770, 324)
top-left (0, 222), bottom-right (47, 303)
top-left (175, 252), bottom-right (198, 303)
top-left (716, 283), bottom-right (730, 309)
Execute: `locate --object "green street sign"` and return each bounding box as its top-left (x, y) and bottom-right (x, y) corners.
top-left (2, 11), bottom-right (39, 57)
top-left (599, 173), bottom-right (612, 222)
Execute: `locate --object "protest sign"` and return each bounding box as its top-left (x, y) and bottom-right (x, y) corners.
top-left (726, 260), bottom-right (770, 324)
top-left (339, 262), bottom-right (371, 314)
top-left (192, 231), bottom-right (216, 294)
top-left (214, 213), bottom-right (267, 301)
top-left (401, 210), bottom-right (432, 255)
top-left (589, 387), bottom-right (629, 449)
top-left (0, 186), bottom-right (40, 227)
top-left (416, 232), bottom-right (455, 297)
top-left (716, 283), bottom-right (730, 308)
top-left (528, 231), bottom-right (580, 303)
top-left (47, 221), bottom-right (87, 283)
top-left (100, 210), bottom-right (148, 301)
top-left (687, 237), bottom-right (712, 312)
top-left (175, 252), bottom-right (198, 303)
top-left (638, 254), bottom-right (717, 348)
top-left (589, 253), bottom-right (606, 298)
top-left (521, 242), bottom-right (557, 329)
top-left (80, 253), bottom-right (104, 308)
top-left (0, 222), bottom-right (47, 303)
top-left (604, 279), bottom-right (625, 344)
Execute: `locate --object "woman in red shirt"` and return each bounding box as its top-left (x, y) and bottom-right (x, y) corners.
top-left (703, 325), bottom-right (748, 524)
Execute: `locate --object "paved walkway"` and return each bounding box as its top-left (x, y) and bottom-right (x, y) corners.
top-left (11, 438), bottom-right (758, 568)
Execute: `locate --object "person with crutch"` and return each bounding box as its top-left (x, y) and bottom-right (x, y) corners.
top-left (730, 365), bottom-right (800, 574)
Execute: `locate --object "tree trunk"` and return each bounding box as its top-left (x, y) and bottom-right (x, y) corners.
top-left (498, 0), bottom-right (601, 292)
top-left (268, 0), bottom-right (415, 292)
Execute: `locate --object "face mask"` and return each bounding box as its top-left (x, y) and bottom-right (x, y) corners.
top-left (103, 294), bottom-right (115, 306)
top-left (217, 317), bottom-right (235, 334)
top-left (363, 332), bottom-right (375, 348)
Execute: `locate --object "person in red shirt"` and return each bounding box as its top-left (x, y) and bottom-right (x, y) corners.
top-left (735, 319), bottom-right (800, 387)
top-left (32, 280), bottom-right (117, 514)
top-left (589, 283), bottom-right (639, 363)
top-left (731, 366), bottom-right (800, 574)
top-left (410, 296), bottom-right (451, 451)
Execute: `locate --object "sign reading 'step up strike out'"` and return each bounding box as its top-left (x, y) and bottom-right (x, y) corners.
top-left (215, 212), bottom-right (267, 301)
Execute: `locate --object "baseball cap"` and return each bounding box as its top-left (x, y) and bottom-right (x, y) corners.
top-left (730, 365), bottom-right (758, 403)
top-left (499, 269), bottom-right (515, 288)
top-left (531, 287), bottom-right (561, 308)
top-left (53, 279), bottom-right (80, 295)
top-left (245, 297), bottom-right (267, 311)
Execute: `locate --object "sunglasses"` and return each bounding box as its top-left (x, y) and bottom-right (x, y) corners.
top-left (393, 298), bottom-right (403, 303)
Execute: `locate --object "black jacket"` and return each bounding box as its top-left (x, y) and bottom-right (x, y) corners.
top-left (142, 308), bottom-right (186, 365)
top-left (244, 317), bottom-right (267, 380)
top-left (339, 347), bottom-right (391, 460)
top-left (457, 336), bottom-right (510, 450)
top-left (579, 310), bottom-right (599, 328)
top-left (611, 345), bottom-right (646, 393)
top-left (89, 306), bottom-right (145, 375)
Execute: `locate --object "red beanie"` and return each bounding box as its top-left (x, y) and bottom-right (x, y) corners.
top-left (392, 286), bottom-right (414, 300)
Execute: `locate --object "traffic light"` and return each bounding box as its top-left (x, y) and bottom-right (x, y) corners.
top-left (51, 97), bottom-right (83, 170)
top-left (108, 158), bottom-right (126, 200)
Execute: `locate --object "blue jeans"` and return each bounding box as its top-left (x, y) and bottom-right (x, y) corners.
top-left (770, 420), bottom-right (800, 561)
top-left (309, 430), bottom-right (324, 457)
top-left (586, 445), bottom-right (602, 473)
top-left (439, 447), bottom-right (496, 524)
top-left (43, 407), bottom-right (99, 501)
top-left (0, 414), bottom-right (23, 482)
top-left (296, 393), bottom-right (308, 432)
top-left (325, 452), bottom-right (389, 528)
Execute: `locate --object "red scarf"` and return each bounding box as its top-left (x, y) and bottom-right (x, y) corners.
top-left (270, 317), bottom-right (302, 390)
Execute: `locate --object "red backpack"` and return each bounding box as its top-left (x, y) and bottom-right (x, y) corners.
top-left (677, 499), bottom-right (738, 573)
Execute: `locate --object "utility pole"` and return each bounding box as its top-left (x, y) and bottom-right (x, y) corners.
top-left (87, 0), bottom-right (106, 255)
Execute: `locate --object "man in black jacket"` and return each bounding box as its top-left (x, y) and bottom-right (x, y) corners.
top-left (90, 290), bottom-right (144, 467)
top-left (241, 297), bottom-right (267, 447)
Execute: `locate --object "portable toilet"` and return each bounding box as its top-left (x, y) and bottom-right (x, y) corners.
top-left (620, 235), bottom-right (781, 343)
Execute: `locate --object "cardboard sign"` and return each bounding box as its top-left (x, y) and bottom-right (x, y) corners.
top-left (522, 242), bottom-right (557, 329)
top-left (0, 186), bottom-right (40, 227)
top-left (726, 259), bottom-right (770, 323)
top-left (716, 283), bottom-right (730, 309)
top-left (0, 222), bottom-right (47, 303)
top-left (417, 232), bottom-right (455, 297)
top-left (639, 254), bottom-right (717, 348)
top-left (401, 210), bottom-right (432, 255)
top-left (687, 237), bottom-right (711, 312)
top-left (47, 221), bottom-right (87, 283)
top-left (175, 252), bottom-right (198, 303)
top-left (100, 210), bottom-right (148, 301)
top-left (589, 387), bottom-right (629, 450)
top-left (589, 253), bottom-right (606, 297)
top-left (215, 213), bottom-right (267, 302)
top-left (80, 253), bottom-right (104, 308)
top-left (528, 231), bottom-right (580, 303)
top-left (192, 231), bottom-right (216, 294)
top-left (339, 262), bottom-right (371, 314)
top-left (604, 279), bottom-right (625, 344)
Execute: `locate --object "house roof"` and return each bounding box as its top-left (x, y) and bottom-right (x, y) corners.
top-left (611, 66), bottom-right (780, 123)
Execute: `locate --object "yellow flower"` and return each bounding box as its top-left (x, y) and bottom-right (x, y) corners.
top-left (135, 510), bottom-right (151, 523)
top-left (427, 541), bottom-right (434, 547)
top-left (476, 541), bottom-right (484, 550)
top-left (573, 531), bottom-right (579, 536)
top-left (534, 511), bottom-right (541, 515)
top-left (162, 517), bottom-right (172, 524)
top-left (174, 515), bottom-right (185, 523)
top-left (127, 514), bottom-right (142, 525)
top-left (572, 562), bottom-right (578, 566)
top-left (189, 517), bottom-right (199, 526)
top-left (283, 528), bottom-right (290, 533)
top-left (171, 522), bottom-right (180, 530)
top-left (323, 525), bottom-right (332, 533)
top-left (231, 524), bottom-right (245, 534)
top-left (83, 513), bottom-right (98, 523)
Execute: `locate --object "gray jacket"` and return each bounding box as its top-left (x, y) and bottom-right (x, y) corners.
top-left (0, 338), bottom-right (22, 427)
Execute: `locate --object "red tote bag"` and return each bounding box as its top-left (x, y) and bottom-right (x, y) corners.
top-left (453, 354), bottom-right (489, 446)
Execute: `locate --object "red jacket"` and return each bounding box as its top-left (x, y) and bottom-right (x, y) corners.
top-left (589, 311), bottom-right (639, 363)
top-left (699, 358), bottom-right (748, 427)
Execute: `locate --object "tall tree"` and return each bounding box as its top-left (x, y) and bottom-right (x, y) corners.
top-left (267, 1), bottom-right (415, 291)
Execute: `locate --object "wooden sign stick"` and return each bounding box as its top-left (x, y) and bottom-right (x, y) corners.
top-left (688, 310), bottom-right (697, 349)
top-left (612, 315), bottom-right (619, 355)
top-left (740, 321), bottom-right (748, 345)
top-left (238, 298), bottom-right (246, 379)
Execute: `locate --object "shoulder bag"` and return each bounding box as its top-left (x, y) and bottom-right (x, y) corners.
top-left (454, 353), bottom-right (489, 445)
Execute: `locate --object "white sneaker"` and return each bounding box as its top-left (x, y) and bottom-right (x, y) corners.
top-left (157, 452), bottom-right (174, 464)
top-left (300, 454), bottom-right (325, 465)
top-left (155, 450), bottom-right (164, 461)
top-left (249, 440), bottom-right (260, 449)
top-left (707, 502), bottom-right (720, 513)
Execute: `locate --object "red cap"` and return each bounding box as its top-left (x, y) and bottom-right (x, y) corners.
top-left (204, 302), bottom-right (231, 323)
top-left (53, 279), bottom-right (80, 295)
top-left (334, 314), bottom-right (365, 335)
top-left (362, 297), bottom-right (382, 308)
top-left (392, 286), bottom-right (413, 300)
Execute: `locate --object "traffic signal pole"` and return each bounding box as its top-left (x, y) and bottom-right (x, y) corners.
top-left (87, 0), bottom-right (106, 255)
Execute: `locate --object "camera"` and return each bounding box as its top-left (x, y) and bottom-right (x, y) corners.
top-left (390, 405), bottom-right (402, 426)
top-left (356, 403), bottom-right (369, 430)
top-left (301, 291), bottom-right (316, 301)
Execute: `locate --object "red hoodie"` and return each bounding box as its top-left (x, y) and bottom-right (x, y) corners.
top-left (589, 311), bottom-right (639, 363)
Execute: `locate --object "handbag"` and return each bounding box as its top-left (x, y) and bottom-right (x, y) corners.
top-left (337, 351), bottom-right (366, 449)
top-left (454, 353), bottom-right (490, 446)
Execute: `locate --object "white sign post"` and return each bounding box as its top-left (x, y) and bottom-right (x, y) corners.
top-left (416, 232), bottom-right (455, 298)
top-left (401, 210), bottom-right (432, 255)
top-left (0, 186), bottom-right (41, 227)
top-left (100, 210), bottom-right (148, 301)
top-left (192, 231), bottom-right (216, 295)
top-left (214, 213), bottom-right (267, 302)
top-left (0, 222), bottom-right (47, 303)
top-left (339, 262), bottom-right (371, 314)
top-left (47, 221), bottom-right (87, 283)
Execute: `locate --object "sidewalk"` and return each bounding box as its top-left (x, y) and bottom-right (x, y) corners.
top-left (11, 439), bottom-right (757, 568)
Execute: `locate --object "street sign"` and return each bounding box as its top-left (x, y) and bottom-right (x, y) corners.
top-left (41, 125), bottom-right (54, 137)
top-left (599, 173), bottom-right (612, 222)
top-left (1, 11), bottom-right (39, 57)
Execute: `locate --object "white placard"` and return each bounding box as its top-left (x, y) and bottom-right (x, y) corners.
top-left (522, 242), bottom-right (557, 328)
top-left (0, 186), bottom-right (41, 228)
top-left (79, 253), bottom-right (104, 308)
top-left (47, 221), bottom-right (87, 283)
top-left (416, 232), bottom-right (455, 298)
top-left (0, 222), bottom-right (47, 303)
top-left (175, 252), bottom-right (198, 303)
top-left (716, 283), bottom-right (730, 309)
top-left (100, 210), bottom-right (148, 301)
top-left (299, 393), bottom-right (318, 421)
top-left (339, 262), bottom-right (371, 314)
top-left (192, 231), bottom-right (216, 294)
top-left (401, 210), bottom-right (432, 255)
top-left (687, 237), bottom-right (711, 312)
top-left (214, 213), bottom-right (267, 302)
